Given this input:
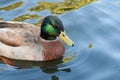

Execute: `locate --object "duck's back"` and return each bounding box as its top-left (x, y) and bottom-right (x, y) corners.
top-left (0, 21), bottom-right (40, 46)
top-left (0, 21), bottom-right (43, 61)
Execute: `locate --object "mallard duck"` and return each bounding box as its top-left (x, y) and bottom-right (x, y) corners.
top-left (0, 15), bottom-right (74, 61)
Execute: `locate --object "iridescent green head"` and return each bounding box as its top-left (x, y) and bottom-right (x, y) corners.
top-left (40, 15), bottom-right (74, 47)
top-left (40, 15), bottom-right (64, 40)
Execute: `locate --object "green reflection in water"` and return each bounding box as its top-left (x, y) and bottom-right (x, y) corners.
top-left (34, 18), bottom-right (44, 26)
top-left (0, 68), bottom-right (4, 70)
top-left (63, 52), bottom-right (77, 63)
top-left (12, 14), bottom-right (44, 26)
top-left (29, 0), bottom-right (96, 14)
top-left (0, 0), bottom-right (96, 26)
top-left (0, 1), bottom-right (23, 11)
top-left (88, 42), bottom-right (93, 48)
top-left (0, 18), bottom-right (4, 20)
top-left (12, 14), bottom-right (39, 21)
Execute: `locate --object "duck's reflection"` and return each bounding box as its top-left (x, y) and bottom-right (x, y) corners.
top-left (0, 56), bottom-right (71, 73)
top-left (0, 56), bottom-right (71, 80)
top-left (51, 75), bottom-right (59, 80)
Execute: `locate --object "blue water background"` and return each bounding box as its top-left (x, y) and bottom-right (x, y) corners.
top-left (0, 0), bottom-right (120, 80)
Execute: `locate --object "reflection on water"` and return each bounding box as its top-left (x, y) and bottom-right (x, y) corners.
top-left (0, 18), bottom-right (3, 20)
top-left (63, 52), bottom-right (77, 63)
top-left (88, 43), bottom-right (93, 48)
top-left (29, 0), bottom-right (96, 14)
top-left (0, 1), bottom-right (23, 11)
top-left (0, 56), bottom-right (72, 80)
top-left (0, 0), bottom-right (96, 13)
top-left (0, 0), bottom-right (120, 80)
top-left (0, 0), bottom-right (96, 26)
top-left (12, 14), bottom-right (39, 21)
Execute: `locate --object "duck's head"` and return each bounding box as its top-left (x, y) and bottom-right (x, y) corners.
top-left (40, 15), bottom-right (74, 47)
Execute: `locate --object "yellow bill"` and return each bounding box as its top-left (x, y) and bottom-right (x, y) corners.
top-left (59, 31), bottom-right (74, 47)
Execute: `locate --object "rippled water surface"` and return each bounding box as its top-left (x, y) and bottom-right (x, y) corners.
top-left (0, 0), bottom-right (120, 80)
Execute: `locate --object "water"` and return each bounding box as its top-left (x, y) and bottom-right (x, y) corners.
top-left (0, 0), bottom-right (120, 80)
